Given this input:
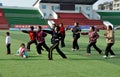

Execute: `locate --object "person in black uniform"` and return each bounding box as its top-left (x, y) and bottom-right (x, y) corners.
top-left (72, 22), bottom-right (81, 50)
top-left (44, 26), bottom-right (67, 60)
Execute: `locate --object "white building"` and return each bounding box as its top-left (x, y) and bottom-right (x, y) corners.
top-left (33, 0), bottom-right (98, 19)
top-left (113, 0), bottom-right (120, 10)
top-left (98, 2), bottom-right (113, 10)
top-left (98, 0), bottom-right (120, 11)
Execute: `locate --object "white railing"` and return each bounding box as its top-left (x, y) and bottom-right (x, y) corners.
top-left (92, 10), bottom-right (101, 20)
top-left (37, 8), bottom-right (44, 18)
top-left (81, 10), bottom-right (90, 19)
top-left (55, 10), bottom-right (79, 13)
top-left (33, 0), bottom-right (44, 18)
top-left (103, 21), bottom-right (114, 28)
top-left (51, 10), bottom-right (58, 19)
top-left (48, 20), bottom-right (55, 28)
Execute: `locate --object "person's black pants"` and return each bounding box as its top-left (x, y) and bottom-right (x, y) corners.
top-left (48, 42), bottom-right (67, 60)
top-left (87, 41), bottom-right (102, 54)
top-left (105, 43), bottom-right (115, 56)
top-left (27, 40), bottom-right (37, 50)
top-left (72, 37), bottom-right (79, 50)
top-left (36, 41), bottom-right (49, 54)
top-left (61, 35), bottom-right (65, 47)
top-left (6, 44), bottom-right (11, 54)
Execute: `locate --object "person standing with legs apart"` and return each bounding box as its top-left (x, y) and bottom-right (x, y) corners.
top-left (6, 32), bottom-right (11, 54)
top-left (36, 26), bottom-right (49, 55)
top-left (72, 22), bottom-right (81, 51)
top-left (81, 26), bottom-right (102, 55)
top-left (59, 23), bottom-right (65, 47)
top-left (103, 25), bottom-right (116, 58)
top-left (45, 26), bottom-right (67, 60)
top-left (22, 26), bottom-right (37, 51)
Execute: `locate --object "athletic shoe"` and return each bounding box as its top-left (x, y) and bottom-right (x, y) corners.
top-left (72, 48), bottom-right (76, 51)
top-left (110, 55), bottom-right (116, 58)
top-left (103, 55), bottom-right (108, 59)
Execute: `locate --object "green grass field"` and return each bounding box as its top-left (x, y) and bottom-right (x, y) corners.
top-left (0, 30), bottom-right (120, 77)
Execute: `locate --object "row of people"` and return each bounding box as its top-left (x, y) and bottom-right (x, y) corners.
top-left (5, 22), bottom-right (115, 59)
top-left (71, 22), bottom-right (115, 58)
top-left (5, 25), bottom-right (67, 60)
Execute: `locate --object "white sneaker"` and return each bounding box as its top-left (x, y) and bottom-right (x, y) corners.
top-left (110, 55), bottom-right (116, 58)
top-left (72, 48), bottom-right (75, 51)
top-left (23, 55), bottom-right (27, 58)
top-left (103, 55), bottom-right (108, 59)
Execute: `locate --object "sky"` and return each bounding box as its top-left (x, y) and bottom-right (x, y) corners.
top-left (0, 0), bottom-right (112, 10)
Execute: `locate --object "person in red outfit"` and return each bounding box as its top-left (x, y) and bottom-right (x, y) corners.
top-left (22, 26), bottom-right (37, 51)
top-left (36, 26), bottom-right (49, 54)
top-left (59, 23), bottom-right (65, 47)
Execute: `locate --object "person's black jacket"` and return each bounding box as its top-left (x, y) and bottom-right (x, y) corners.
top-left (72, 26), bottom-right (81, 38)
top-left (43, 30), bottom-right (62, 44)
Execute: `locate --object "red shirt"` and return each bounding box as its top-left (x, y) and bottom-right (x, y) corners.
top-left (36, 31), bottom-right (45, 43)
top-left (60, 26), bottom-right (65, 36)
top-left (29, 31), bottom-right (36, 41)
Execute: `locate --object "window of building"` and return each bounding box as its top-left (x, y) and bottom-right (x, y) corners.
top-left (86, 6), bottom-right (90, 11)
top-left (42, 5), bottom-right (46, 9)
top-left (51, 6), bottom-right (54, 10)
top-left (87, 14), bottom-right (90, 17)
top-left (43, 13), bottom-right (47, 17)
top-left (75, 7), bottom-right (78, 11)
top-left (114, 4), bottom-right (116, 7)
top-left (117, 4), bottom-right (119, 7)
top-left (0, 3), bottom-right (2, 6)
top-left (54, 6), bottom-right (60, 10)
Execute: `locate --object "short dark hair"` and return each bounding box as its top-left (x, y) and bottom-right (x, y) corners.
top-left (60, 23), bottom-right (63, 26)
top-left (54, 26), bottom-right (60, 32)
top-left (6, 32), bottom-right (10, 36)
top-left (20, 43), bottom-right (25, 47)
top-left (75, 22), bottom-right (79, 26)
top-left (108, 25), bottom-right (113, 30)
top-left (91, 26), bottom-right (95, 31)
top-left (38, 26), bottom-right (42, 30)
top-left (30, 26), bottom-right (34, 30)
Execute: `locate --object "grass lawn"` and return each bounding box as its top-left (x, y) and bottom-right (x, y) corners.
top-left (0, 30), bottom-right (120, 77)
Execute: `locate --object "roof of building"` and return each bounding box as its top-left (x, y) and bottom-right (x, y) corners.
top-left (33, 0), bottom-right (98, 5)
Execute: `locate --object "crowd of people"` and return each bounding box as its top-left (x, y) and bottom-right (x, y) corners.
top-left (5, 22), bottom-right (116, 60)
